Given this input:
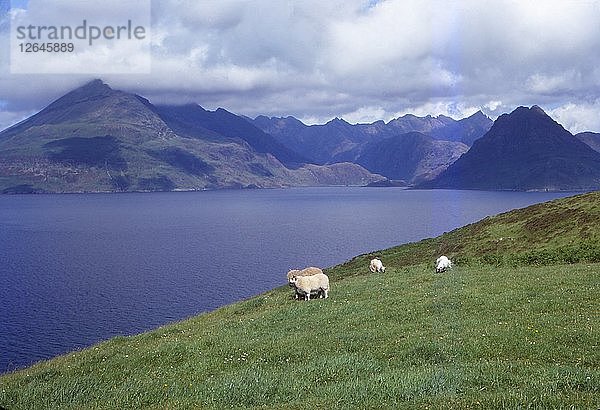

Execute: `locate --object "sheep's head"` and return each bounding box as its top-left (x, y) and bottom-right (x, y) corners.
top-left (381, 266), bottom-right (386, 272)
top-left (287, 269), bottom-right (300, 281)
top-left (289, 276), bottom-right (299, 287)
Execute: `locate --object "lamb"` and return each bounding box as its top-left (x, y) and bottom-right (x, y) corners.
top-left (286, 266), bottom-right (323, 281)
top-left (369, 258), bottom-right (385, 273)
top-left (289, 273), bottom-right (330, 301)
top-left (435, 255), bottom-right (452, 273)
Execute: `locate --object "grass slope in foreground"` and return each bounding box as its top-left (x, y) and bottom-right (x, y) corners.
top-left (1, 192), bottom-right (599, 409)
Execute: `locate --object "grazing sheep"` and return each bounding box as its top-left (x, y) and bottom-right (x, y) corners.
top-left (289, 273), bottom-right (330, 301)
top-left (369, 258), bottom-right (386, 273)
top-left (287, 267), bottom-right (325, 299)
top-left (286, 266), bottom-right (323, 281)
top-left (435, 255), bottom-right (452, 273)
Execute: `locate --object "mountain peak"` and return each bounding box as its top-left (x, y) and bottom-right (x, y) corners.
top-left (485, 105), bottom-right (571, 147)
top-left (81, 78), bottom-right (111, 91)
top-left (421, 104), bottom-right (600, 190)
top-left (511, 105), bottom-right (548, 117)
top-left (62, 79), bottom-right (115, 100)
top-left (530, 105), bottom-right (546, 115)
top-left (46, 79), bottom-right (117, 111)
top-left (326, 117), bottom-right (350, 126)
top-left (468, 110), bottom-right (489, 120)
top-left (493, 105), bottom-right (555, 130)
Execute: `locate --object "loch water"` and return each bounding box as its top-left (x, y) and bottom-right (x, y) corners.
top-left (0, 187), bottom-right (575, 372)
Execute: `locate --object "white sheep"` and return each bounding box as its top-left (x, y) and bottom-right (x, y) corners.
top-left (435, 255), bottom-right (452, 273)
top-left (369, 258), bottom-right (385, 273)
top-left (289, 273), bottom-right (330, 301)
top-left (286, 266), bottom-right (323, 281)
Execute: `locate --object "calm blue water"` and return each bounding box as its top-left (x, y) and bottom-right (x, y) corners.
top-left (0, 187), bottom-right (575, 373)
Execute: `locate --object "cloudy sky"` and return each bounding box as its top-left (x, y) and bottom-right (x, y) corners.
top-left (2, 0), bottom-right (600, 132)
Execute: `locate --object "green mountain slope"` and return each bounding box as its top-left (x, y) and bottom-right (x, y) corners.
top-left (1, 192), bottom-right (598, 409)
top-left (0, 80), bottom-right (383, 193)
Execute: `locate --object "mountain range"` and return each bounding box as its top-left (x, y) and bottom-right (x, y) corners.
top-left (0, 80), bottom-right (383, 193)
top-left (1, 80), bottom-right (599, 193)
top-left (251, 110), bottom-right (491, 184)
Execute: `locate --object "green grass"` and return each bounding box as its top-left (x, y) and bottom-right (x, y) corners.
top-left (1, 192), bottom-right (599, 409)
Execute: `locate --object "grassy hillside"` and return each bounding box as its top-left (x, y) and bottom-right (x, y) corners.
top-left (1, 192), bottom-right (599, 409)
top-left (337, 190), bottom-right (600, 280)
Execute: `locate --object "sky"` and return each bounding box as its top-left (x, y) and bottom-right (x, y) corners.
top-left (2, 0), bottom-right (600, 132)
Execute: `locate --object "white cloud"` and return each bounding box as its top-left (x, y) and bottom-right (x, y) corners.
top-left (549, 101), bottom-right (600, 134)
top-left (177, 0), bottom-right (246, 30)
top-left (484, 101), bottom-right (502, 111)
top-left (9, 0), bottom-right (151, 74)
top-left (526, 71), bottom-right (582, 95)
top-left (341, 106), bottom-right (387, 124)
top-left (2, 0), bottom-right (600, 126)
top-left (0, 109), bottom-right (31, 130)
